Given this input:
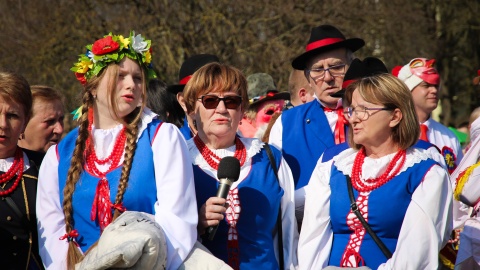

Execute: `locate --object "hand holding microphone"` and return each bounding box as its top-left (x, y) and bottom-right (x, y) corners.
top-left (206, 156), bottom-right (241, 241)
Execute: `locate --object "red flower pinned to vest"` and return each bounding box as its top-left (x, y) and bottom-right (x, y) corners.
top-left (92, 36), bottom-right (120, 55)
top-left (442, 146), bottom-right (457, 174)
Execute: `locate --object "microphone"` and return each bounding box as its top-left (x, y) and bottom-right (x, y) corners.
top-left (207, 156), bottom-right (241, 241)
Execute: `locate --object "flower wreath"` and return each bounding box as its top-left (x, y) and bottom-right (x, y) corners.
top-left (70, 31), bottom-right (157, 85)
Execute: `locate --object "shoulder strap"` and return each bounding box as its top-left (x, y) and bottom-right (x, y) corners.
top-left (0, 184), bottom-right (30, 229)
top-left (264, 144), bottom-right (284, 270)
top-left (346, 175), bottom-right (392, 259)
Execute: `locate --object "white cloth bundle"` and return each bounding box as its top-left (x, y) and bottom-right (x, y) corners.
top-left (75, 211), bottom-right (167, 270)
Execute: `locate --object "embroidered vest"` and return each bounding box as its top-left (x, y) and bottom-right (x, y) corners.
top-left (193, 145), bottom-right (284, 269)
top-left (328, 157), bottom-right (436, 269)
top-left (57, 120), bottom-right (161, 252)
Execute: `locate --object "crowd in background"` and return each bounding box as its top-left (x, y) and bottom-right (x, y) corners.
top-left (1, 23), bottom-right (480, 270)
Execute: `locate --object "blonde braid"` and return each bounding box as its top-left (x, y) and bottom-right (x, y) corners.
top-left (63, 92), bottom-right (93, 269)
top-left (112, 107), bottom-right (141, 219)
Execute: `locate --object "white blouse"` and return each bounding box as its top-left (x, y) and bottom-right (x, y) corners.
top-left (36, 109), bottom-right (197, 270)
top-left (187, 137), bottom-right (299, 269)
top-left (298, 148), bottom-right (452, 270)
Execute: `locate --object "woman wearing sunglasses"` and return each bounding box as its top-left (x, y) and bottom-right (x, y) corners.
top-left (183, 62), bottom-right (298, 270)
top-left (298, 73), bottom-right (452, 269)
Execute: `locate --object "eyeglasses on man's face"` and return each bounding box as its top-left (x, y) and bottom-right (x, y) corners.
top-left (197, 94), bottom-right (243, 110)
top-left (343, 105), bottom-right (393, 121)
top-left (304, 64), bottom-right (346, 83)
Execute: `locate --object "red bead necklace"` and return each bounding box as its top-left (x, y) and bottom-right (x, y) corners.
top-left (85, 109), bottom-right (127, 231)
top-left (0, 148), bottom-right (24, 196)
top-left (85, 109), bottom-right (126, 175)
top-left (193, 135), bottom-right (246, 170)
top-left (351, 147), bottom-right (407, 192)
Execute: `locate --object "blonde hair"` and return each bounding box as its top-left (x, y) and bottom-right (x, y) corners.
top-left (344, 73), bottom-right (419, 150)
top-left (62, 61), bottom-right (146, 269)
top-left (183, 62), bottom-right (248, 114)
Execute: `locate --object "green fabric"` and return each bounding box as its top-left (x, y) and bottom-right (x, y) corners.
top-left (448, 127), bottom-right (468, 143)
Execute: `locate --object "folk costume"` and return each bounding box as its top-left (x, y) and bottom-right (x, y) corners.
top-left (36, 109), bottom-right (198, 270)
top-left (0, 150), bottom-right (43, 269)
top-left (321, 140), bottom-right (446, 168)
top-left (298, 147), bottom-right (452, 270)
top-left (269, 98), bottom-right (346, 220)
top-left (269, 25), bottom-right (364, 222)
top-left (451, 116), bottom-right (480, 268)
top-left (419, 117), bottom-right (463, 173)
top-left (395, 58), bottom-right (463, 173)
top-left (188, 137), bottom-right (298, 270)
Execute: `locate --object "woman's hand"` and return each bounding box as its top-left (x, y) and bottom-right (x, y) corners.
top-left (198, 197), bottom-right (228, 235)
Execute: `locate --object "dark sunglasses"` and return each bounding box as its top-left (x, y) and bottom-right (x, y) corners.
top-left (197, 95), bottom-right (243, 110)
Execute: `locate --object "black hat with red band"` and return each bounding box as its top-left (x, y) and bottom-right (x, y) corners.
top-left (167, 54), bottom-right (220, 94)
top-left (292, 25), bottom-right (365, 70)
top-left (331, 57), bottom-right (388, 98)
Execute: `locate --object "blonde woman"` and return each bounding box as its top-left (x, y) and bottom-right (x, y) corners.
top-left (36, 32), bottom-right (197, 270)
top-left (299, 74), bottom-right (452, 269)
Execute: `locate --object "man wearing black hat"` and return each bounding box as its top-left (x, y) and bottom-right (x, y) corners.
top-left (269, 25), bottom-right (364, 223)
top-left (167, 54), bottom-right (219, 140)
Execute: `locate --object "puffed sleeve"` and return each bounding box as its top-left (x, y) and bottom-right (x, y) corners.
top-left (151, 123), bottom-right (198, 270)
top-left (273, 153), bottom-right (299, 269)
top-left (36, 145), bottom-right (72, 269)
top-left (378, 164), bottom-right (452, 270)
top-left (298, 159), bottom-right (334, 270)
top-left (268, 116), bottom-right (283, 151)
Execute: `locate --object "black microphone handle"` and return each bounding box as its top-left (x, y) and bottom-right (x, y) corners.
top-left (207, 178), bottom-right (233, 240)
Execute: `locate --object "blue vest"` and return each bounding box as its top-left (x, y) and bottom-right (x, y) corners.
top-left (281, 101), bottom-right (341, 190)
top-left (179, 116), bottom-right (193, 140)
top-left (328, 157), bottom-right (436, 269)
top-left (194, 145), bottom-right (284, 269)
top-left (57, 120), bottom-right (162, 252)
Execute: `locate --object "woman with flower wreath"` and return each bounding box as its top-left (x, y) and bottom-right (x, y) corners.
top-left (182, 62), bottom-right (299, 270)
top-left (36, 32), bottom-right (197, 270)
top-left (0, 71), bottom-right (44, 269)
top-left (298, 74), bottom-right (453, 270)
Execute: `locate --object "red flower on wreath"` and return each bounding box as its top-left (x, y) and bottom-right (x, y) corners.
top-left (75, 72), bottom-right (87, 85)
top-left (91, 36), bottom-right (120, 55)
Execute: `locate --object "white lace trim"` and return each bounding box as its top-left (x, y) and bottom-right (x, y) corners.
top-left (332, 147), bottom-right (432, 179)
top-left (90, 108), bottom-right (157, 159)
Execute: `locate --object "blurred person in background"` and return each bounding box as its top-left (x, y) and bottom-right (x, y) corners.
top-left (18, 85), bottom-right (65, 165)
top-left (147, 78), bottom-right (185, 128)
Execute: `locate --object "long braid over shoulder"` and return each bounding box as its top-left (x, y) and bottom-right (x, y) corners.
top-left (112, 107), bottom-right (141, 219)
top-left (63, 91), bottom-right (93, 269)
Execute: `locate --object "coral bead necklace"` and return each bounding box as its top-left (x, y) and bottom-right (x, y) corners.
top-left (194, 135), bottom-right (246, 170)
top-left (85, 109), bottom-right (127, 231)
top-left (351, 147), bottom-right (407, 192)
top-left (85, 109), bottom-right (126, 175)
top-left (0, 148), bottom-right (24, 196)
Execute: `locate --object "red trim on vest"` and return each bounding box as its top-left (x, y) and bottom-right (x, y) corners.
top-left (179, 75), bottom-right (192, 85)
top-left (151, 122), bottom-right (164, 146)
top-left (305, 38), bottom-right (344, 52)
